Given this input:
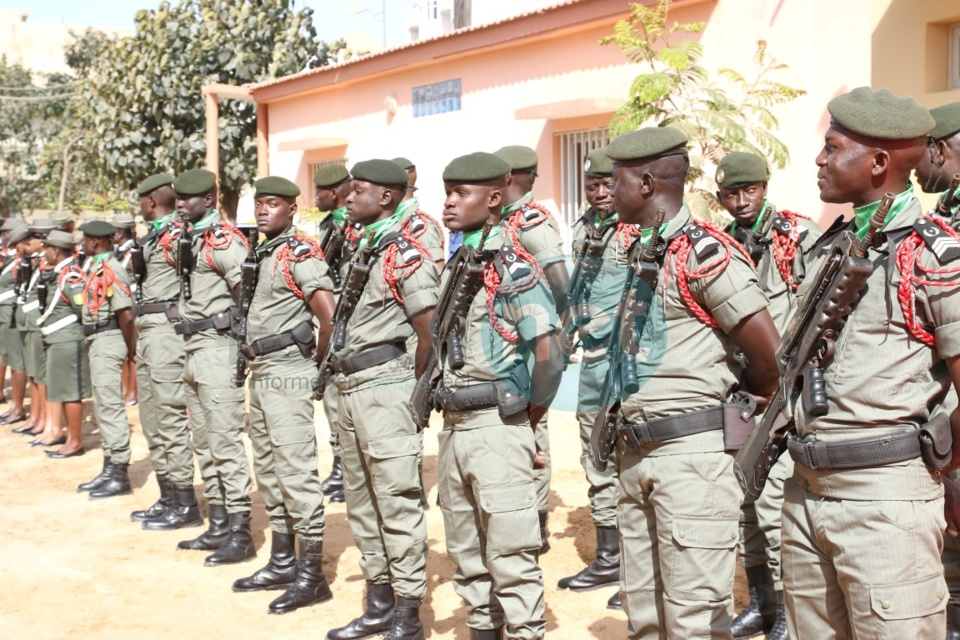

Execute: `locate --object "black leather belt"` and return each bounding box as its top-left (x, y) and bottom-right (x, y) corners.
top-left (242, 321), bottom-right (315, 359)
top-left (435, 382), bottom-right (502, 412)
top-left (81, 317), bottom-right (119, 337)
top-left (787, 431), bottom-right (921, 470)
top-left (619, 406), bottom-right (726, 447)
top-left (136, 300), bottom-right (179, 319)
top-left (174, 308), bottom-right (234, 336)
top-left (330, 342), bottom-right (405, 375)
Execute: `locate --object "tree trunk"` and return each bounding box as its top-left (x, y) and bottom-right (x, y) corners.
top-left (220, 189), bottom-right (239, 222)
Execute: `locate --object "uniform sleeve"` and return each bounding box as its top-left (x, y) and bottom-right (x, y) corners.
top-left (418, 216), bottom-right (445, 263)
top-left (211, 236), bottom-right (248, 290)
top-left (110, 260), bottom-right (133, 311)
top-left (501, 277), bottom-right (558, 343)
top-left (293, 255), bottom-right (335, 301)
top-left (571, 219), bottom-right (586, 255)
top-left (794, 218), bottom-right (824, 281)
top-left (517, 222), bottom-right (566, 267)
top-left (399, 256), bottom-right (440, 318)
top-left (923, 253), bottom-right (960, 359)
top-left (691, 249), bottom-right (768, 334)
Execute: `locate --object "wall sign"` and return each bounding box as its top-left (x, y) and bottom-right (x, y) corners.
top-left (412, 78), bottom-right (461, 117)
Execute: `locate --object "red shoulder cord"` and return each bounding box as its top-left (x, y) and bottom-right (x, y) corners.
top-left (615, 222), bottom-right (642, 249)
top-left (663, 220), bottom-right (752, 328)
top-left (402, 211), bottom-right (447, 257)
top-left (271, 234), bottom-right (326, 300)
top-left (502, 203), bottom-right (558, 279)
top-left (158, 220), bottom-right (182, 267)
top-left (345, 224), bottom-right (364, 245)
top-left (83, 260), bottom-right (130, 322)
top-left (58, 266), bottom-right (87, 303)
top-left (481, 246), bottom-right (543, 344)
top-left (770, 210), bottom-right (812, 292)
top-left (896, 216), bottom-right (960, 346)
top-left (381, 227), bottom-right (428, 305)
top-left (202, 221), bottom-right (248, 273)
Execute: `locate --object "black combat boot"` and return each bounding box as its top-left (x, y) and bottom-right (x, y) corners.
top-left (469, 628), bottom-right (503, 639)
top-left (384, 597), bottom-right (424, 640)
top-left (557, 526), bottom-right (620, 591)
top-left (538, 511), bottom-right (550, 555)
top-left (948, 602), bottom-right (960, 640)
top-left (233, 531), bottom-right (297, 592)
top-left (77, 457), bottom-right (111, 493)
top-left (204, 511), bottom-right (256, 566)
top-left (326, 582), bottom-right (395, 640)
top-left (766, 590), bottom-right (789, 640)
top-left (322, 456), bottom-right (344, 495)
top-left (143, 485), bottom-right (204, 530)
top-left (89, 462), bottom-right (132, 499)
top-left (329, 488), bottom-right (345, 503)
top-left (607, 592), bottom-right (622, 610)
top-left (130, 474), bottom-right (172, 521)
top-left (268, 538), bottom-right (332, 613)
top-left (178, 504), bottom-right (229, 550)
top-left (731, 565), bottom-right (777, 638)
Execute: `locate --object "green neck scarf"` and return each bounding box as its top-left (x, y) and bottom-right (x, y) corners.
top-left (853, 189), bottom-right (913, 240)
top-left (329, 206), bottom-right (347, 225)
top-left (363, 208), bottom-right (405, 245)
top-left (639, 223), bottom-right (669, 246)
top-left (462, 225), bottom-right (502, 249)
top-left (396, 197), bottom-right (419, 219)
top-left (728, 200), bottom-right (769, 235)
top-left (502, 191), bottom-right (533, 215)
top-left (92, 251), bottom-right (113, 263)
top-left (152, 212), bottom-right (175, 232)
top-left (193, 210), bottom-right (220, 231)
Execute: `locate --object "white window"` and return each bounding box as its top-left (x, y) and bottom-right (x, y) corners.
top-left (307, 158), bottom-right (348, 183)
top-left (951, 23), bottom-right (960, 90)
top-left (557, 128), bottom-right (611, 235)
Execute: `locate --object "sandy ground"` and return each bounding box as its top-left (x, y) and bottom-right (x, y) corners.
top-left (0, 395), bottom-right (748, 639)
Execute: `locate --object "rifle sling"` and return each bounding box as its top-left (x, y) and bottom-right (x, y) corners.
top-left (330, 341), bottom-right (406, 375)
top-left (787, 431), bottom-right (921, 470)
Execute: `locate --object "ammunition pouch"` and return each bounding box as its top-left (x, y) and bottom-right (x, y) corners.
top-left (619, 397), bottom-right (757, 451)
top-left (241, 321), bottom-right (315, 360)
top-left (174, 307), bottom-right (235, 337)
top-left (788, 430), bottom-right (923, 470)
top-left (330, 341), bottom-right (406, 375)
top-left (81, 317), bottom-right (119, 337)
top-left (919, 413), bottom-right (953, 472)
top-left (136, 300), bottom-right (179, 321)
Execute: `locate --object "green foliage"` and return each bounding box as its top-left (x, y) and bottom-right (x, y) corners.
top-left (604, 0), bottom-right (805, 220)
top-left (79, 0), bottom-right (343, 218)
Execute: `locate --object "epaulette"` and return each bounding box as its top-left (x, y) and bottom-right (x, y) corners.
top-left (515, 204), bottom-right (549, 227)
top-left (497, 244), bottom-right (532, 281)
top-left (379, 231), bottom-right (421, 265)
top-left (286, 236), bottom-right (314, 259)
top-left (914, 217), bottom-right (960, 263)
top-left (772, 215), bottom-right (808, 241)
top-left (683, 223), bottom-right (721, 260)
top-left (405, 212), bottom-right (426, 235)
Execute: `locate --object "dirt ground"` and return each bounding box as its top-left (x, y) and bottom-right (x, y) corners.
top-left (0, 396), bottom-right (747, 639)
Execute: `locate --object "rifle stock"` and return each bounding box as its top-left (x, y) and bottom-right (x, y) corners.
top-left (318, 218), bottom-right (347, 288)
top-left (130, 229), bottom-right (145, 304)
top-left (561, 219), bottom-right (609, 361)
top-left (233, 228), bottom-right (259, 388)
top-left (178, 224), bottom-right (193, 301)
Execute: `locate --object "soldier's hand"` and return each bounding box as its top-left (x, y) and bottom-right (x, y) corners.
top-left (945, 478), bottom-right (960, 537)
top-left (533, 444), bottom-right (547, 470)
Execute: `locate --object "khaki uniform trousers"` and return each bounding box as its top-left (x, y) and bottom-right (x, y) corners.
top-left (533, 418), bottom-right (550, 513)
top-left (336, 356), bottom-right (427, 599)
top-left (248, 350), bottom-right (325, 541)
top-left (182, 337), bottom-right (251, 513)
top-left (740, 453), bottom-right (793, 589)
top-left (322, 381), bottom-right (340, 457)
top-left (618, 432), bottom-right (741, 640)
top-left (782, 460), bottom-right (947, 639)
top-left (135, 316), bottom-right (193, 486)
top-left (438, 406), bottom-right (545, 639)
top-left (88, 331), bottom-right (132, 464)
top-left (944, 470), bottom-right (960, 605)
top-left (576, 358), bottom-right (619, 528)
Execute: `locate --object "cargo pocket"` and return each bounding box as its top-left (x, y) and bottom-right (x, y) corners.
top-left (667, 516), bottom-right (739, 601)
top-left (865, 574), bottom-right (948, 637)
top-left (200, 386), bottom-right (247, 433)
top-left (477, 482), bottom-right (540, 556)
top-left (368, 433), bottom-right (421, 497)
top-left (268, 426), bottom-right (317, 478)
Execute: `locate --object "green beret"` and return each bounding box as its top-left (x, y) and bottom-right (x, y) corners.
top-left (0, 217), bottom-right (26, 232)
top-left (254, 176), bottom-right (301, 198)
top-left (443, 152), bottom-right (511, 183)
top-left (79, 219), bottom-right (116, 238)
top-left (29, 218), bottom-right (57, 237)
top-left (8, 225), bottom-right (31, 245)
top-left (43, 229), bottom-right (77, 251)
top-left (715, 151), bottom-right (769, 189)
top-left (391, 157), bottom-right (415, 170)
top-left (583, 147), bottom-right (612, 177)
top-left (494, 145), bottom-right (538, 171)
top-left (350, 159), bottom-right (410, 188)
top-left (313, 164), bottom-right (350, 188)
top-left (607, 127), bottom-right (688, 162)
top-left (828, 87), bottom-right (934, 140)
top-left (929, 102), bottom-right (960, 141)
top-left (173, 169), bottom-right (217, 196)
top-left (111, 214), bottom-right (136, 230)
top-left (137, 173), bottom-right (174, 197)
top-left (50, 211), bottom-right (73, 225)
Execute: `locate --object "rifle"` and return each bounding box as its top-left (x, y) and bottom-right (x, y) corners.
top-left (733, 192), bottom-right (895, 500)
top-left (37, 270), bottom-right (47, 315)
top-left (178, 223), bottom-right (193, 301)
top-left (935, 174), bottom-right (960, 227)
top-left (129, 228), bottom-right (146, 304)
top-left (233, 227), bottom-right (260, 388)
top-left (741, 204), bottom-right (776, 265)
top-left (561, 215), bottom-right (612, 361)
top-left (313, 229), bottom-right (377, 401)
top-left (318, 217), bottom-right (347, 288)
top-left (589, 209), bottom-right (666, 470)
top-left (410, 221), bottom-right (494, 430)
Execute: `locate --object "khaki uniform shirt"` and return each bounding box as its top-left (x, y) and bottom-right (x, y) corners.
top-left (620, 206), bottom-right (768, 455)
top-left (39, 257), bottom-right (85, 344)
top-left (502, 194), bottom-right (565, 268)
top-left (19, 255), bottom-right (47, 333)
top-left (140, 214), bottom-right (180, 305)
top-left (398, 197), bottom-right (445, 264)
top-left (247, 227), bottom-right (334, 345)
top-left (80, 253), bottom-right (133, 326)
top-left (0, 250), bottom-right (18, 325)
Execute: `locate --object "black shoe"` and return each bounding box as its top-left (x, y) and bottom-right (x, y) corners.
top-left (10, 422), bottom-right (33, 433)
top-left (77, 457), bottom-right (111, 492)
top-left (322, 456), bottom-right (344, 495)
top-left (538, 511), bottom-right (550, 555)
top-left (948, 602), bottom-right (960, 640)
top-left (178, 504), bottom-right (229, 549)
top-left (767, 591), bottom-right (789, 640)
top-left (268, 538), bottom-right (332, 614)
top-left (46, 448), bottom-right (86, 459)
top-left (557, 526), bottom-right (620, 591)
top-left (1, 413), bottom-right (27, 426)
top-left (31, 436), bottom-right (66, 447)
top-left (328, 488), bottom-right (345, 504)
top-left (326, 582), bottom-right (395, 640)
top-left (731, 565), bottom-right (777, 639)
top-left (143, 485), bottom-right (204, 531)
top-left (131, 474), bottom-right (173, 521)
top-left (469, 628), bottom-right (503, 640)
top-left (607, 592), bottom-right (622, 610)
top-left (89, 462), bottom-right (132, 499)
top-left (204, 511), bottom-right (256, 566)
top-left (383, 596), bottom-right (423, 640)
top-left (233, 531), bottom-right (297, 592)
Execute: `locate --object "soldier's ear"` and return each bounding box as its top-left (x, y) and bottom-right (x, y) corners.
top-left (870, 149), bottom-right (891, 178)
top-left (640, 171), bottom-right (655, 196)
top-left (487, 187), bottom-right (503, 209)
